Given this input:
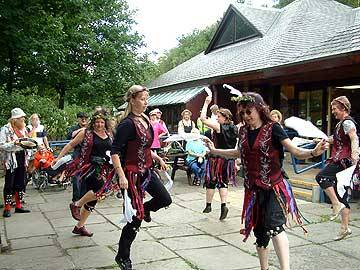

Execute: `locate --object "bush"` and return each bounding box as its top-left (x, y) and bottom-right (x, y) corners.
top-left (0, 88), bottom-right (92, 140)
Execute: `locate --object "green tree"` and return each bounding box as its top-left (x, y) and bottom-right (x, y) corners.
top-left (156, 24), bottom-right (218, 75)
top-left (0, 0), bottom-right (152, 109)
top-left (274, 0), bottom-right (360, 8)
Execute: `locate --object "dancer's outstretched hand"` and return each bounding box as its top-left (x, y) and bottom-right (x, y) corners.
top-left (204, 138), bottom-right (215, 152)
top-left (119, 175), bottom-right (128, 189)
top-left (313, 139), bottom-right (328, 156)
top-left (158, 158), bottom-right (167, 171)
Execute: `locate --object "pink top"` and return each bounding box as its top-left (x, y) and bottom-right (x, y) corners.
top-left (151, 121), bottom-right (166, 149)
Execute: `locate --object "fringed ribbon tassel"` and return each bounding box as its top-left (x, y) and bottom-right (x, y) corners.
top-left (273, 180), bottom-right (308, 235)
top-left (240, 189), bottom-right (256, 242)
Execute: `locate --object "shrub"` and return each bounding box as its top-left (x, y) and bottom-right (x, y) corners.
top-left (0, 88), bottom-right (91, 140)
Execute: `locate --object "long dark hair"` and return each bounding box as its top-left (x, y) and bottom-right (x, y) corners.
top-left (236, 92), bottom-right (271, 124)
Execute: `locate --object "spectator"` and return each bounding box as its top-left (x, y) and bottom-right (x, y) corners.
top-left (0, 108), bottom-right (31, 217)
top-left (67, 112), bottom-right (88, 140)
top-left (178, 109), bottom-right (195, 134)
top-left (154, 108), bottom-right (169, 135)
top-left (270, 109), bottom-right (283, 125)
top-left (67, 112), bottom-right (88, 202)
top-left (210, 104), bottom-right (219, 122)
top-left (27, 113), bottom-right (51, 150)
top-left (149, 110), bottom-right (167, 152)
top-left (185, 129), bottom-right (207, 186)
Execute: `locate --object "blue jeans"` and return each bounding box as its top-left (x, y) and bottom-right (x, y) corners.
top-left (188, 160), bottom-right (206, 180)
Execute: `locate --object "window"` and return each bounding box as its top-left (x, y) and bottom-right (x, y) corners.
top-left (207, 8), bottom-right (261, 53)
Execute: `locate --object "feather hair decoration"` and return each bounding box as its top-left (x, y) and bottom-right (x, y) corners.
top-left (223, 84), bottom-right (242, 97)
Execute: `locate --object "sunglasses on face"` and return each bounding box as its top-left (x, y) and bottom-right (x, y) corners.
top-left (239, 109), bottom-right (252, 116)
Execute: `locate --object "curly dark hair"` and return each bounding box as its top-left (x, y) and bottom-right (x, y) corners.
top-left (88, 110), bottom-right (110, 131)
top-left (236, 92), bottom-right (271, 124)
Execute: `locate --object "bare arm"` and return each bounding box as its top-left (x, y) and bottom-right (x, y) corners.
top-left (348, 128), bottom-right (359, 163)
top-left (281, 138), bottom-right (328, 160)
top-left (111, 153), bottom-right (128, 189)
top-left (55, 129), bottom-right (85, 161)
top-left (200, 96), bottom-right (220, 132)
top-left (151, 150), bottom-right (167, 170)
top-left (206, 139), bottom-right (240, 159)
top-left (178, 121), bottom-right (184, 134)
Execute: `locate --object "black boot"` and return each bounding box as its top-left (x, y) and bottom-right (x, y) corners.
top-left (203, 203), bottom-right (212, 213)
top-left (220, 204), bottom-right (229, 220)
top-left (115, 255), bottom-right (132, 270)
top-left (143, 211), bottom-right (151, 223)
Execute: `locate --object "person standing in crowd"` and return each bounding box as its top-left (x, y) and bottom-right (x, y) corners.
top-left (149, 109), bottom-right (167, 152)
top-left (154, 108), bottom-right (169, 135)
top-left (26, 113), bottom-right (51, 187)
top-left (0, 108), bottom-right (31, 217)
top-left (178, 109), bottom-right (195, 134)
top-left (315, 96), bottom-right (359, 240)
top-left (200, 96), bottom-right (238, 220)
top-left (270, 109), bottom-right (283, 126)
top-left (54, 110), bottom-right (113, 237)
top-left (27, 113), bottom-right (51, 150)
top-left (206, 92), bottom-right (327, 270)
top-left (111, 85), bottom-right (172, 270)
top-left (185, 129), bottom-right (207, 186)
top-left (197, 110), bottom-right (211, 138)
top-left (67, 112), bottom-right (88, 202)
top-left (67, 112), bottom-right (88, 140)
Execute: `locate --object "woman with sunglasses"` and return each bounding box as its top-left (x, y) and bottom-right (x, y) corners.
top-left (200, 96), bottom-right (238, 220)
top-left (111, 85), bottom-right (172, 270)
top-left (53, 110), bottom-right (114, 237)
top-left (206, 92), bottom-right (327, 270)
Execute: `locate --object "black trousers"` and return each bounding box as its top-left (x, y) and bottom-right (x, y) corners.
top-left (117, 172), bottom-right (172, 260)
top-left (3, 152), bottom-right (26, 198)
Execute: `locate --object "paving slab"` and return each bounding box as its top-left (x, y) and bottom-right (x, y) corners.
top-left (67, 245), bottom-right (115, 269)
top-left (174, 192), bottom-right (205, 201)
top-left (5, 212), bottom-right (55, 239)
top-left (10, 235), bottom-right (54, 250)
top-left (324, 234), bottom-right (360, 259)
top-left (147, 224), bottom-right (203, 239)
top-left (134, 257), bottom-right (193, 270)
top-left (44, 209), bottom-right (72, 220)
top-left (191, 217), bottom-right (241, 236)
top-left (269, 244), bottom-right (360, 270)
top-left (130, 240), bottom-right (178, 264)
top-left (291, 221), bottom-right (360, 244)
top-left (150, 204), bottom-right (207, 225)
top-left (177, 245), bottom-right (259, 270)
top-left (160, 234), bottom-right (226, 251)
top-left (57, 233), bottom-right (97, 249)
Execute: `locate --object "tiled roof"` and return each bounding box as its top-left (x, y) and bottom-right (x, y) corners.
top-left (119, 86), bottom-right (205, 109)
top-left (148, 0), bottom-right (358, 91)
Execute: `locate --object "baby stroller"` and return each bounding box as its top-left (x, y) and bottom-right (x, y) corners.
top-left (32, 155), bottom-right (72, 192)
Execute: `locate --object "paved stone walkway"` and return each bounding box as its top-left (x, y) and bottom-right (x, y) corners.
top-left (1, 171), bottom-right (360, 269)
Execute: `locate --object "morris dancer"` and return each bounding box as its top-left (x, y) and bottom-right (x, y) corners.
top-left (200, 96), bottom-right (238, 220)
top-left (53, 110), bottom-right (115, 237)
top-left (0, 108), bottom-right (31, 217)
top-left (315, 96), bottom-right (359, 240)
top-left (207, 92), bottom-right (327, 270)
top-left (111, 85), bottom-right (172, 270)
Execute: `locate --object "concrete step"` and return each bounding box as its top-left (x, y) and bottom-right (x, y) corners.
top-left (292, 186), bottom-right (312, 202)
top-left (288, 178), bottom-right (318, 190)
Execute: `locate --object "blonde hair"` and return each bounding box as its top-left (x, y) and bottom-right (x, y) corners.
top-left (181, 109), bottom-right (192, 117)
top-left (119, 85), bottom-right (149, 123)
top-left (270, 109), bottom-right (282, 123)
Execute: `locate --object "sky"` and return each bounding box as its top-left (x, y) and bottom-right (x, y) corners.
top-left (127, 0), bottom-right (275, 58)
